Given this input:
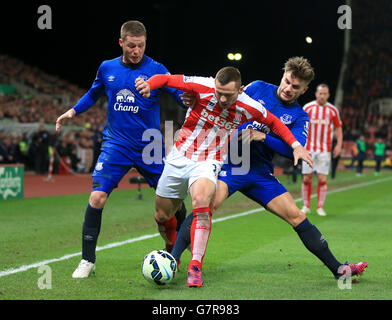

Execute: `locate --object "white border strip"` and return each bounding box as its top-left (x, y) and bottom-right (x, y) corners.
top-left (1, 176), bottom-right (391, 278)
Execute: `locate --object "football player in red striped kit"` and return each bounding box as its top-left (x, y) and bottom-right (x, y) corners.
top-left (136, 67), bottom-right (313, 287)
top-left (301, 84), bottom-right (343, 216)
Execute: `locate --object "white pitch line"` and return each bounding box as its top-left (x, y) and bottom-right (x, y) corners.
top-left (1, 176), bottom-right (391, 278)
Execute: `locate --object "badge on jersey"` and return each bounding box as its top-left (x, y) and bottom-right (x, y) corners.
top-left (280, 114), bottom-right (293, 124)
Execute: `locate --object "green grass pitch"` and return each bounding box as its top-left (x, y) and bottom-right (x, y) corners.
top-left (0, 170), bottom-right (391, 300)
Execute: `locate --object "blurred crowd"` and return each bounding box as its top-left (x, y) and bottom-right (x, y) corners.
top-left (341, 0), bottom-right (392, 149)
top-left (0, 54), bottom-right (107, 174)
top-left (0, 123), bottom-right (103, 175)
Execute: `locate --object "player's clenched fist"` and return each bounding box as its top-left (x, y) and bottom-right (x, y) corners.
top-left (135, 77), bottom-right (151, 98)
top-left (55, 108), bottom-right (76, 132)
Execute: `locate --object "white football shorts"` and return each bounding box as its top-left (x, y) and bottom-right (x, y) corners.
top-left (155, 147), bottom-right (222, 199)
top-left (302, 151), bottom-right (331, 175)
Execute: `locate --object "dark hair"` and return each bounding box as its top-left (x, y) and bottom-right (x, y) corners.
top-left (215, 66), bottom-right (242, 88)
top-left (121, 20), bottom-right (147, 40)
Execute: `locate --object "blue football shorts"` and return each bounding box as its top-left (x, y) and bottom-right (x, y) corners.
top-left (91, 144), bottom-right (164, 194)
top-left (218, 165), bottom-right (287, 208)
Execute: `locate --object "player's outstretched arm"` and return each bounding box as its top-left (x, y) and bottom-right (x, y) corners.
top-left (55, 108), bottom-right (76, 132)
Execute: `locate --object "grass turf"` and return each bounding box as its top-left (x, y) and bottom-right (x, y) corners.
top-left (0, 170), bottom-right (391, 300)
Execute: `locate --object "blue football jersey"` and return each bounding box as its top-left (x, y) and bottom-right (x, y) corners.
top-left (226, 80), bottom-right (309, 173)
top-left (73, 55), bottom-right (183, 153)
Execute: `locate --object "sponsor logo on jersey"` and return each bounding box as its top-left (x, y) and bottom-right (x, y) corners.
top-left (200, 108), bottom-right (239, 130)
top-left (310, 118), bottom-right (330, 125)
top-left (114, 89), bottom-right (139, 113)
top-left (108, 75), bottom-right (115, 82)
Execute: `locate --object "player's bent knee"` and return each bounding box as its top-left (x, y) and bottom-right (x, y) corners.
top-left (192, 194), bottom-right (210, 208)
top-left (155, 208), bottom-right (174, 223)
top-left (89, 191), bottom-right (108, 209)
top-left (290, 208), bottom-right (307, 228)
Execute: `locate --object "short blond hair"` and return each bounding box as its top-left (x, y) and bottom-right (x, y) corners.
top-left (283, 56), bottom-right (315, 84)
top-left (120, 20), bottom-right (147, 40)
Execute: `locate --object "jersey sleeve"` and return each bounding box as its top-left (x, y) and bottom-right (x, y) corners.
top-left (244, 103), bottom-right (298, 148)
top-left (332, 107), bottom-right (343, 128)
top-left (73, 63), bottom-right (105, 115)
top-left (147, 74), bottom-right (210, 94)
top-left (155, 64), bottom-right (187, 109)
top-left (263, 114), bottom-right (310, 158)
top-left (243, 81), bottom-right (260, 97)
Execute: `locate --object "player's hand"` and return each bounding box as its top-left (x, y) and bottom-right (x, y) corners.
top-left (179, 92), bottom-right (196, 108)
top-left (238, 129), bottom-right (266, 144)
top-left (135, 77), bottom-right (151, 98)
top-left (333, 145), bottom-right (342, 158)
top-left (293, 144), bottom-right (313, 167)
top-left (55, 108), bottom-right (76, 132)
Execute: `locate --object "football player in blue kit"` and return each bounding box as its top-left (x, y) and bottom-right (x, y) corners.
top-left (56, 20), bottom-right (186, 278)
top-left (172, 57), bottom-right (367, 283)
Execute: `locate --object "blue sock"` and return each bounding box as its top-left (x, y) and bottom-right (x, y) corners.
top-left (294, 218), bottom-right (342, 276)
top-left (82, 204), bottom-right (103, 263)
top-left (171, 213), bottom-right (193, 261)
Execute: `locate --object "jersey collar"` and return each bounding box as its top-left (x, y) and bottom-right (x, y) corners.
top-left (119, 55), bottom-right (146, 69)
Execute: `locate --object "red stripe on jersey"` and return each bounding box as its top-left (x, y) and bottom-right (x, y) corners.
top-left (313, 106), bottom-right (320, 153)
top-left (326, 108), bottom-right (332, 152)
top-left (319, 106), bottom-right (326, 153)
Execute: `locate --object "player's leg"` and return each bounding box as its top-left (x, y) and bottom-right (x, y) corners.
top-left (154, 160), bottom-right (189, 252)
top-left (301, 152), bottom-right (314, 213)
top-left (71, 190), bottom-right (107, 278)
top-left (316, 173), bottom-right (328, 216)
top-left (155, 195), bottom-right (183, 252)
top-left (246, 177), bottom-right (349, 279)
top-left (170, 179), bottom-right (230, 262)
top-left (72, 149), bottom-right (130, 278)
top-left (301, 173), bottom-right (313, 214)
top-left (81, 190), bottom-right (107, 262)
top-left (186, 177), bottom-right (216, 287)
top-left (135, 161), bottom-right (187, 247)
top-left (188, 178), bottom-right (216, 265)
top-left (315, 152), bottom-right (330, 216)
top-left (266, 192), bottom-right (343, 277)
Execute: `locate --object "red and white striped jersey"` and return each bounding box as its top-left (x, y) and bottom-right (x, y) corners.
top-left (147, 74), bottom-right (297, 161)
top-left (303, 100), bottom-right (342, 153)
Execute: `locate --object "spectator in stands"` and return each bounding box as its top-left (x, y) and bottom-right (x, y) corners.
top-left (32, 124), bottom-right (50, 174)
top-left (0, 133), bottom-right (11, 163)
